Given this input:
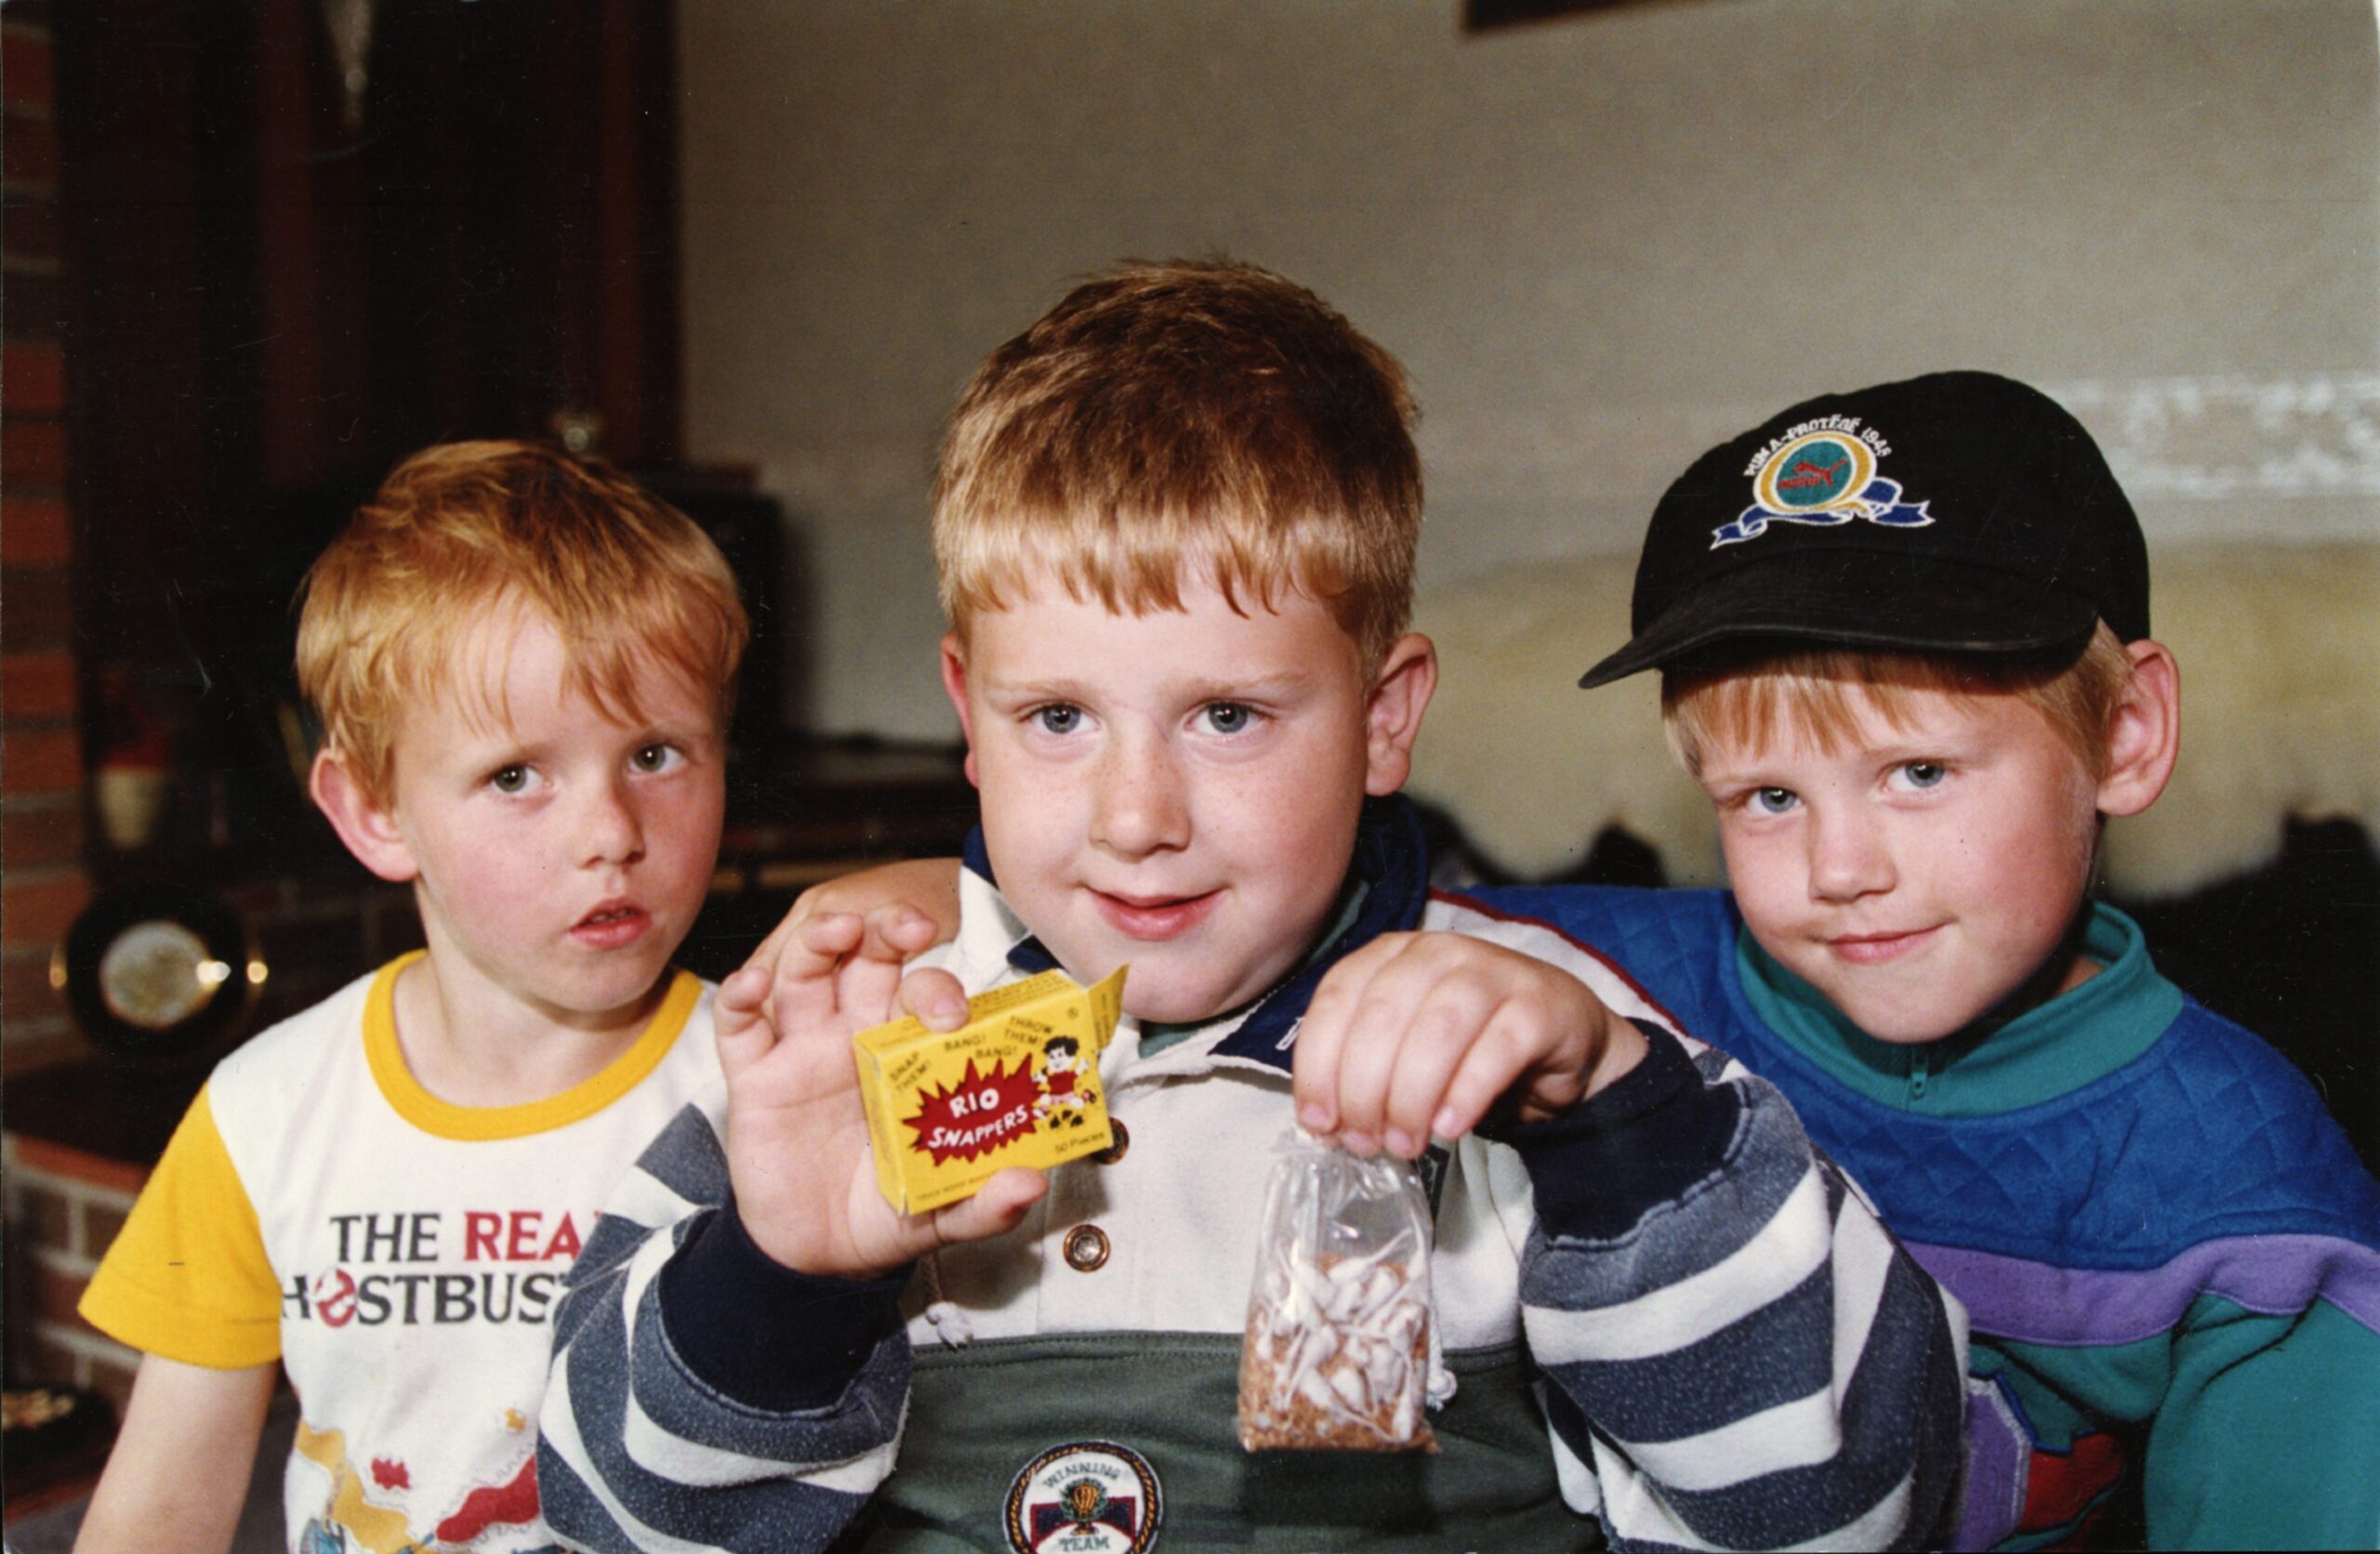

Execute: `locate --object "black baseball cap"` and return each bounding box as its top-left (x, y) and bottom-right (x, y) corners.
top-left (1578, 371), bottom-right (2149, 689)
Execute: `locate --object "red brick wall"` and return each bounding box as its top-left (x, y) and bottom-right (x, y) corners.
top-left (3, 0), bottom-right (93, 1075)
top-left (2, 1135), bottom-right (147, 1411)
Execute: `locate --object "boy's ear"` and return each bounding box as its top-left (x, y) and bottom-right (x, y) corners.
top-left (1363, 633), bottom-right (1439, 797)
top-left (310, 749), bottom-right (420, 884)
top-left (939, 634), bottom-right (980, 787)
top-left (2096, 639), bottom-right (2180, 819)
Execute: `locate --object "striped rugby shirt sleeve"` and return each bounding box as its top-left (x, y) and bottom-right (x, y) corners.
top-left (536, 1089), bottom-right (908, 1554)
top-left (1490, 1029), bottom-right (1968, 1551)
top-left (1435, 893), bottom-right (1968, 1551)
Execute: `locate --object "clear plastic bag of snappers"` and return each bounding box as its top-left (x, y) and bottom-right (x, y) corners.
top-left (1236, 1136), bottom-right (1438, 1453)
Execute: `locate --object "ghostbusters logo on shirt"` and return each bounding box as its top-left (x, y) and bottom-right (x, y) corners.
top-left (281, 1208), bottom-right (585, 1330)
top-left (1004, 1441), bottom-right (1162, 1553)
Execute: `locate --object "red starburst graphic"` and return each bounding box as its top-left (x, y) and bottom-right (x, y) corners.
top-left (370, 1457), bottom-right (410, 1491)
top-left (904, 1056), bottom-right (1041, 1165)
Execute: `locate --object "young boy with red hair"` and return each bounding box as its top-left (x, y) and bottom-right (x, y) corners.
top-left (75, 442), bottom-right (748, 1554)
top-left (536, 263), bottom-right (1967, 1551)
top-left (767, 369), bottom-right (2380, 1548)
top-left (1495, 372), bottom-right (2380, 1547)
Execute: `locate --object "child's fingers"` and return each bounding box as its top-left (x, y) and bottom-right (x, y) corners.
top-left (1375, 992), bottom-right (1500, 1155)
top-left (713, 965), bottom-right (776, 1071)
top-left (1324, 1000), bottom-right (1407, 1156)
top-left (717, 962), bottom-right (772, 1021)
top-left (1315, 936), bottom-right (1620, 1151)
top-left (927, 1167), bottom-right (1048, 1246)
top-left (785, 910), bottom-right (869, 972)
top-left (787, 859), bottom-right (962, 942)
top-left (765, 913), bottom-right (866, 1016)
top-left (1532, 1007), bottom-right (1647, 1119)
top-left (896, 968), bottom-right (970, 1032)
top-left (1291, 935), bottom-right (1405, 1134)
top-left (1430, 981), bottom-right (1634, 1134)
top-left (1429, 1004), bottom-right (1557, 1139)
top-left (861, 903), bottom-right (941, 963)
top-left (753, 868), bottom-right (931, 980)
top-left (739, 891), bottom-right (862, 1012)
top-left (1310, 935), bottom-right (1488, 1154)
top-left (831, 904), bottom-right (937, 1026)
top-left (1354, 956), bottom-right (1505, 1155)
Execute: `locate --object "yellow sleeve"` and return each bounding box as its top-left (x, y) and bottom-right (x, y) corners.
top-left (80, 1082), bottom-right (284, 1368)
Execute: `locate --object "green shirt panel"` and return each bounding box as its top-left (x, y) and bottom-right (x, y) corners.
top-left (846, 1334), bottom-right (1599, 1551)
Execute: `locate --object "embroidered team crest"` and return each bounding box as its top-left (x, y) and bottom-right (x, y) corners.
top-left (1003, 1441), bottom-right (1162, 1552)
top-left (1713, 420), bottom-right (1933, 547)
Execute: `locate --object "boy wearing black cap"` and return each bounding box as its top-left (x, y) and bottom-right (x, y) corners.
top-left (1494, 371), bottom-right (2380, 1549)
top-left (759, 370), bottom-right (2380, 1547)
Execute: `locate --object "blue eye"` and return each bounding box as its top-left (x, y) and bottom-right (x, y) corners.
top-left (1750, 786), bottom-right (1799, 815)
top-left (1201, 702), bottom-right (1255, 735)
top-left (1033, 705), bottom-right (1082, 735)
top-left (1897, 761), bottom-right (1948, 790)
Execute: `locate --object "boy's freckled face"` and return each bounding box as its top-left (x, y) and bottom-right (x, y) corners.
top-left (1699, 683), bottom-right (2102, 1045)
top-left (947, 578), bottom-right (1408, 1026)
top-left (384, 613), bottom-right (725, 1032)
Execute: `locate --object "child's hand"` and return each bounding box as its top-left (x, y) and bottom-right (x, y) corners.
top-left (723, 893), bottom-right (969, 1053)
top-left (1290, 932), bottom-right (1648, 1159)
top-left (715, 906), bottom-right (1044, 1279)
top-left (740, 858), bottom-right (965, 1004)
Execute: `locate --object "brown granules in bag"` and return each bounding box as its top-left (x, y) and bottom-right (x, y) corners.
top-left (1236, 1251), bottom-right (1436, 1453)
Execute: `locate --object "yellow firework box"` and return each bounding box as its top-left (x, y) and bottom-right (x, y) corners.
top-left (853, 967), bottom-right (1128, 1215)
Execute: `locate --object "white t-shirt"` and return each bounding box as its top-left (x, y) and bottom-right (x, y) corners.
top-left (83, 955), bottom-right (721, 1552)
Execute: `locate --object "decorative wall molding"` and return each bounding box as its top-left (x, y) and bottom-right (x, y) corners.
top-left (2053, 373), bottom-right (2380, 503)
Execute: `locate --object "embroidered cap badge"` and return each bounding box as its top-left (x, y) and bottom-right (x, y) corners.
top-left (1713, 424), bottom-right (1933, 547)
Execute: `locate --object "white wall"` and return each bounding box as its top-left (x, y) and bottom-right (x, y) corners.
top-left (679, 0), bottom-right (2380, 741)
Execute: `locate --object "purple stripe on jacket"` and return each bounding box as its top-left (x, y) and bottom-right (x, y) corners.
top-left (1956, 1376), bottom-right (2031, 1551)
top-left (1911, 1234), bottom-right (2380, 1347)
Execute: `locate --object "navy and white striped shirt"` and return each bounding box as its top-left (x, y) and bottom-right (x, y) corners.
top-left (540, 801), bottom-right (1967, 1550)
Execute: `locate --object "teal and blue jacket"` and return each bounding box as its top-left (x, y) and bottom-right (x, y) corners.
top-left (1479, 886), bottom-right (2380, 1550)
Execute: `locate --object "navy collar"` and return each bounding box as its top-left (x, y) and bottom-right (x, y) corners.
top-left (959, 796), bottom-right (1434, 1073)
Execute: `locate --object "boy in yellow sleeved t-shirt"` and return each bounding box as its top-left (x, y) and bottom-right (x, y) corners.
top-left (75, 441), bottom-right (748, 1554)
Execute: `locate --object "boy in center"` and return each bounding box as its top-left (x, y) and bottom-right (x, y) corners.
top-left (539, 261), bottom-right (1965, 1551)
